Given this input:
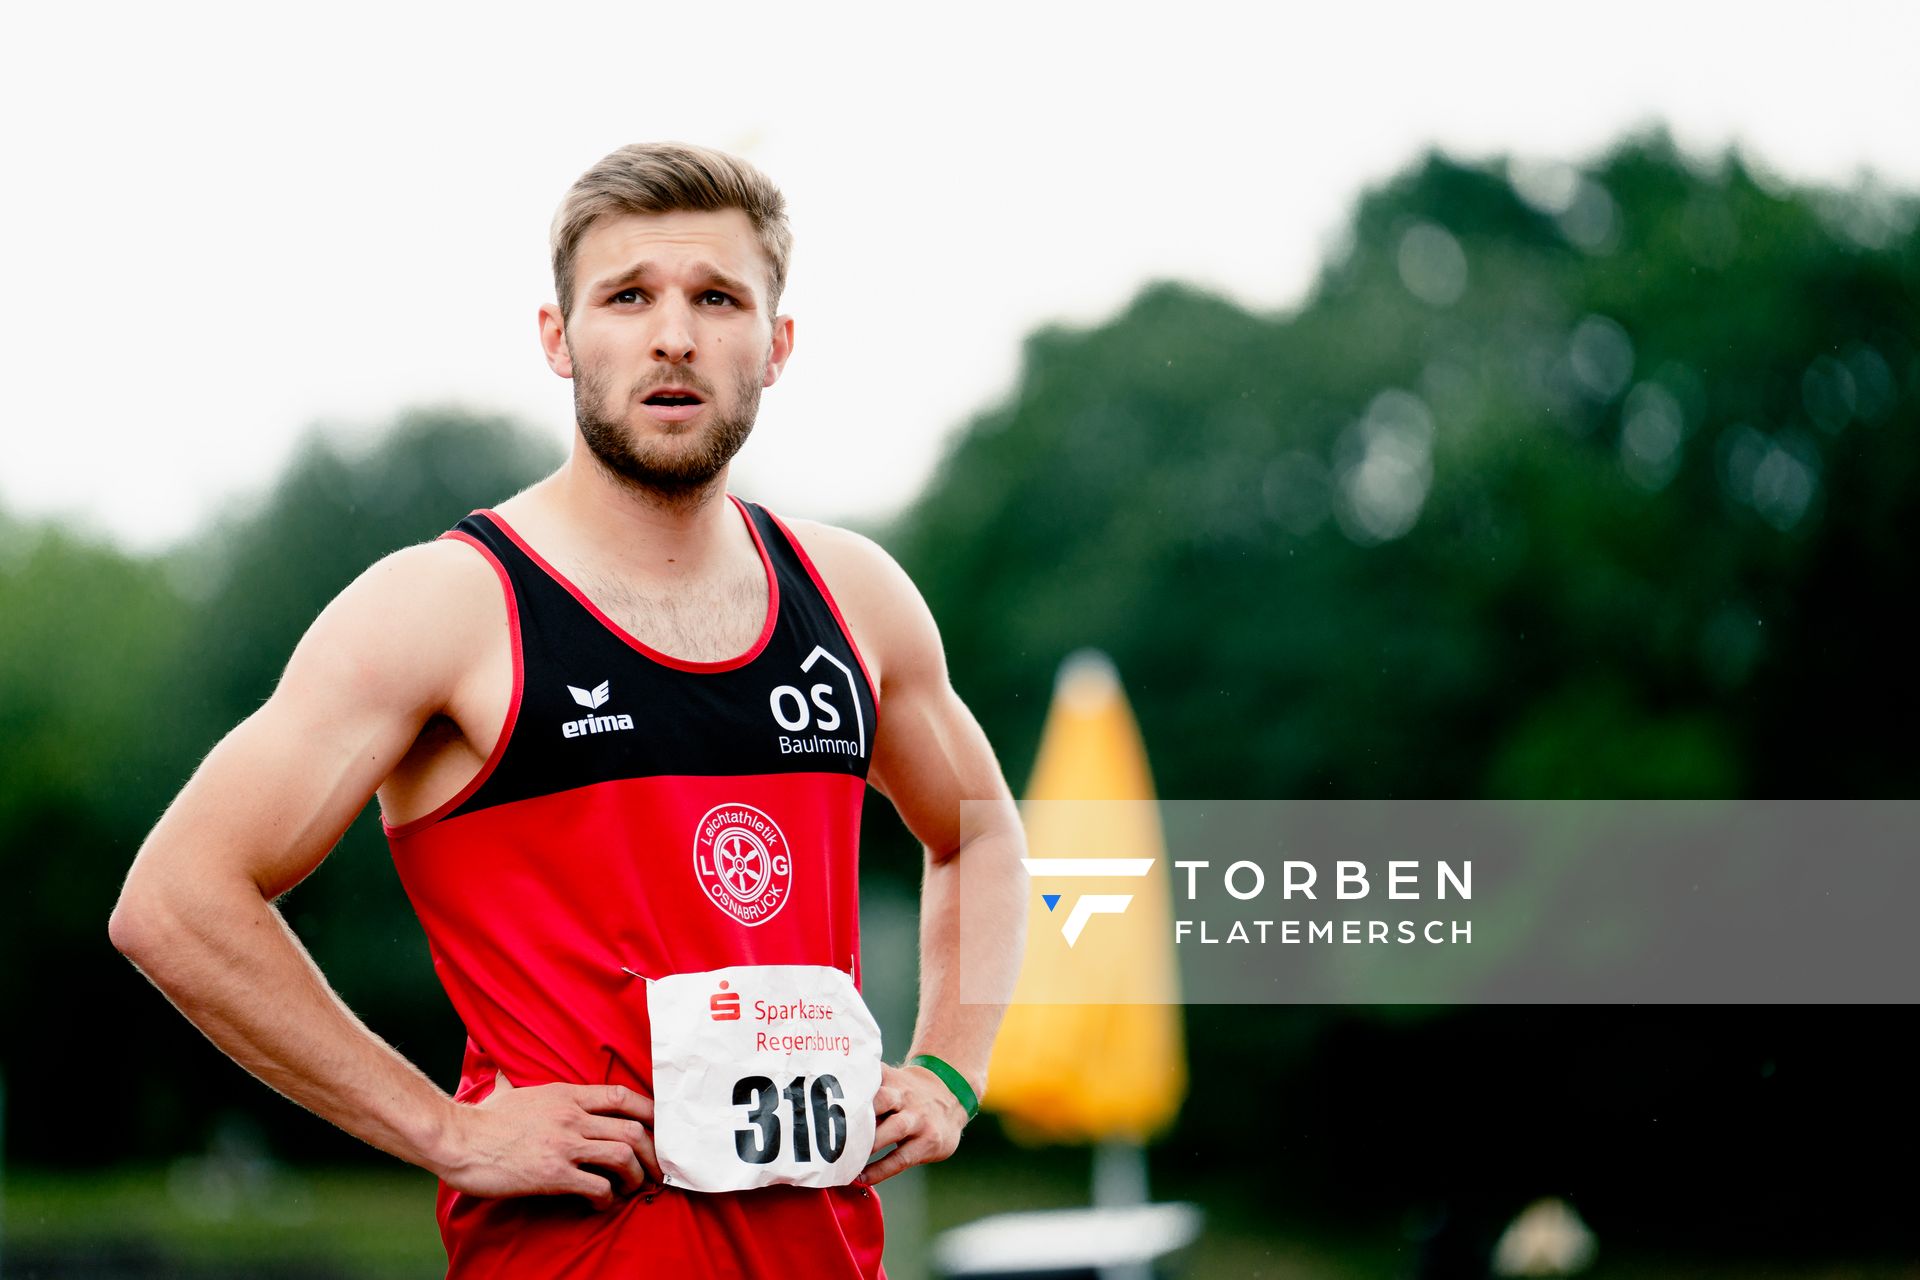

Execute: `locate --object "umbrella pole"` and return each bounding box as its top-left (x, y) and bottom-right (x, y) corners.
top-left (1092, 1138), bottom-right (1149, 1207)
top-left (1092, 1139), bottom-right (1152, 1280)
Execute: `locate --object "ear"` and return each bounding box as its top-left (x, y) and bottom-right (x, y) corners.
top-left (538, 302), bottom-right (573, 378)
top-left (762, 315), bottom-right (795, 389)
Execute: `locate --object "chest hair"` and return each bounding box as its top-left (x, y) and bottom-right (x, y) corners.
top-left (573, 562), bottom-right (768, 662)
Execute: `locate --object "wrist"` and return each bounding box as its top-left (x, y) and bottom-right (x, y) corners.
top-left (906, 1053), bottom-right (982, 1123)
top-left (412, 1093), bottom-right (470, 1179)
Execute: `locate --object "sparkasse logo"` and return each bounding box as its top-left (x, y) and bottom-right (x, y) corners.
top-left (1022, 858), bottom-right (1155, 946)
top-left (562, 679), bottom-right (635, 738)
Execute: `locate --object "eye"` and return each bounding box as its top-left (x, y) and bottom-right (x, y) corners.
top-left (699, 289), bottom-right (737, 306)
top-left (611, 287), bottom-right (644, 305)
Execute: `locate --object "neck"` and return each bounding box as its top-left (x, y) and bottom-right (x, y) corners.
top-left (540, 444), bottom-right (742, 575)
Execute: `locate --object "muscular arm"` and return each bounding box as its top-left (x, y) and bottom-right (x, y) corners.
top-left (785, 522), bottom-right (1028, 1182)
top-left (108, 541), bottom-right (656, 1206)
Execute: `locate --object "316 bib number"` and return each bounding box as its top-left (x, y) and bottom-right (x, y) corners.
top-left (733, 1073), bottom-right (847, 1164)
top-left (650, 964), bottom-right (880, 1191)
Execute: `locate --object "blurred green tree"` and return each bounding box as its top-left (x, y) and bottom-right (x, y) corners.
top-left (879, 135), bottom-right (1916, 1235)
top-left (889, 132), bottom-right (1916, 803)
top-left (0, 518), bottom-right (192, 1150)
top-left (0, 409), bottom-right (558, 1161)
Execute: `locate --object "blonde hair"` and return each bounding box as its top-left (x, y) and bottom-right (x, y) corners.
top-left (550, 142), bottom-right (792, 320)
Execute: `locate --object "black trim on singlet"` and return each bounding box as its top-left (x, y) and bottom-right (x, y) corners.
top-left (437, 500), bottom-right (877, 823)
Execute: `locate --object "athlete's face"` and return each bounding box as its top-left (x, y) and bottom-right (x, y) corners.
top-left (539, 209), bottom-right (793, 496)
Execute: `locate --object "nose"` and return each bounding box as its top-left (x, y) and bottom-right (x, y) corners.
top-left (651, 294), bottom-right (696, 364)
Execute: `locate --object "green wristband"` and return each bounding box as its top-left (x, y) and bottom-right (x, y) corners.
top-left (907, 1053), bottom-right (980, 1121)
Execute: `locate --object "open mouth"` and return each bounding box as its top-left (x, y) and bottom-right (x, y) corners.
top-left (644, 391), bottom-right (705, 407)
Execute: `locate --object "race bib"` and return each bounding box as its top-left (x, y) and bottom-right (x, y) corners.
top-left (649, 964), bottom-right (883, 1193)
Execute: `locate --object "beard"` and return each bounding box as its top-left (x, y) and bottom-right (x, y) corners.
top-left (572, 352), bottom-right (764, 501)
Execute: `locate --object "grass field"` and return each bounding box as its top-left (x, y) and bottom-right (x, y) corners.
top-left (3, 1165), bottom-right (446, 1277)
top-left (3, 1159), bottom-right (1913, 1278)
top-left (2, 1158), bottom-right (1398, 1279)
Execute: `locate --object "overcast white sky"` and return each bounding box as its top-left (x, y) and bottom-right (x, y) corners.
top-left (2, 1), bottom-right (1915, 551)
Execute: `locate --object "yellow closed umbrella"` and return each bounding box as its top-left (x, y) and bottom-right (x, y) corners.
top-left (986, 650), bottom-right (1186, 1147)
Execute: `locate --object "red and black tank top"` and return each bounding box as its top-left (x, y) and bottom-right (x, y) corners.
top-left (384, 495), bottom-right (886, 1278)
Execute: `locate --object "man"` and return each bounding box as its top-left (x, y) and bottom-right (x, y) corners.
top-left (109, 142), bottom-right (1029, 1276)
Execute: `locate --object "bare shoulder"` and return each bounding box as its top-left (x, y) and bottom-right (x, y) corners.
top-left (776, 516), bottom-right (916, 606)
top-left (345, 536), bottom-right (502, 629)
top-left (775, 516), bottom-right (944, 695)
top-left (285, 535), bottom-right (504, 713)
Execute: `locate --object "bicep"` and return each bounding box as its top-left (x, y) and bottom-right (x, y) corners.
top-left (862, 577), bottom-right (1015, 861)
top-left (165, 655), bottom-right (430, 900)
top-left (871, 678), bottom-right (1014, 861)
top-left (126, 548), bottom-right (468, 903)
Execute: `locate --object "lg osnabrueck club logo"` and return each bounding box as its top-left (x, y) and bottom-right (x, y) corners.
top-left (695, 803), bottom-right (793, 927)
top-left (1022, 858), bottom-right (1154, 947)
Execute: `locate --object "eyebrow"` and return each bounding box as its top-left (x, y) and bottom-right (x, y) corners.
top-left (589, 260), bottom-right (758, 303)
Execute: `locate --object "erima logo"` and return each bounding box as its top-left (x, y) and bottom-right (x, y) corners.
top-left (1022, 858), bottom-right (1155, 947)
top-left (562, 679), bottom-right (635, 738)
